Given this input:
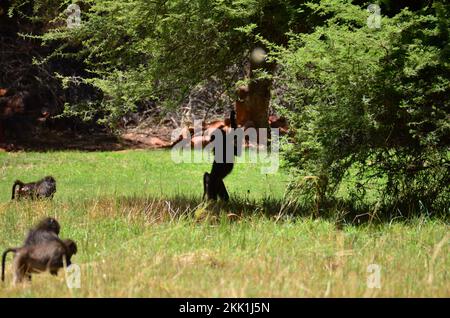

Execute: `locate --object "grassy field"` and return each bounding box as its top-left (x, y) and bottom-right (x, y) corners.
top-left (0, 150), bottom-right (448, 297)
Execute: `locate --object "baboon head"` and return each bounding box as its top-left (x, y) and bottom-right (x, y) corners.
top-left (36, 217), bottom-right (61, 235)
top-left (43, 176), bottom-right (56, 184)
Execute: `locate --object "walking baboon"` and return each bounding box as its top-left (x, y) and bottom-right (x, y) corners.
top-left (1, 239), bottom-right (77, 283)
top-left (11, 176), bottom-right (56, 200)
top-left (1, 218), bottom-right (77, 284)
top-left (203, 110), bottom-right (239, 201)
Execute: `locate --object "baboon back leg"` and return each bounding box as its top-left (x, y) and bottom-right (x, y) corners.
top-left (208, 185), bottom-right (218, 200)
top-left (13, 263), bottom-right (26, 284)
top-left (205, 177), bottom-right (228, 201)
top-left (217, 180), bottom-right (229, 201)
top-left (206, 177), bottom-right (219, 201)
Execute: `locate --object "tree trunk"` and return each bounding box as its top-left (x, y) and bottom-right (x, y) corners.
top-left (235, 55), bottom-right (274, 129)
top-left (0, 119), bottom-right (5, 145)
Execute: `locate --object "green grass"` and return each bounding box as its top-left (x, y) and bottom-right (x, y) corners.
top-left (0, 150), bottom-right (288, 201)
top-left (0, 150), bottom-right (448, 297)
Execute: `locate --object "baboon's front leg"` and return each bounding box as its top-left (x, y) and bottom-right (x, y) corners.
top-left (203, 172), bottom-right (210, 200)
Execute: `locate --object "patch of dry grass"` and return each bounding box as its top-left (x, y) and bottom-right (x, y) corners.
top-left (0, 197), bottom-right (448, 297)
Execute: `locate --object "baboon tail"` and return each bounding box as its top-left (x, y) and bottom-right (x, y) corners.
top-left (11, 180), bottom-right (23, 200)
top-left (2, 248), bottom-right (17, 282)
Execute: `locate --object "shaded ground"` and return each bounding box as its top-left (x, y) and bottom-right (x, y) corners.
top-left (0, 127), bottom-right (173, 152)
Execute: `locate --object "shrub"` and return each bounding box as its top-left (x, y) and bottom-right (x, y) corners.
top-left (274, 1), bottom-right (449, 217)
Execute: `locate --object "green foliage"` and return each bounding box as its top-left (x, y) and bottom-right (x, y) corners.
top-left (13, 0), bottom-right (302, 124)
top-left (274, 0), bottom-right (449, 215)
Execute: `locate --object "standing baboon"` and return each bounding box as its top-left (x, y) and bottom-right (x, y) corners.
top-left (203, 110), bottom-right (239, 201)
top-left (11, 176), bottom-right (56, 200)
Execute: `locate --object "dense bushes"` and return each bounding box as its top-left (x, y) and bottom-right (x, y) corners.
top-left (273, 1), bottom-right (449, 216)
top-left (32, 0), bottom-right (303, 124)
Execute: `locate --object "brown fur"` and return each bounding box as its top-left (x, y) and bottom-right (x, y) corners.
top-left (1, 218), bottom-right (77, 284)
top-left (12, 176), bottom-right (56, 200)
top-left (2, 239), bottom-right (77, 284)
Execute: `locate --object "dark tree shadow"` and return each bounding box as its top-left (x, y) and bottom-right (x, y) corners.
top-left (106, 194), bottom-right (449, 226)
top-left (1, 129), bottom-right (150, 152)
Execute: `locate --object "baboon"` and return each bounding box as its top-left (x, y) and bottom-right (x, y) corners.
top-left (203, 110), bottom-right (239, 201)
top-left (1, 239), bottom-right (77, 284)
top-left (1, 218), bottom-right (77, 283)
top-left (11, 176), bottom-right (56, 200)
top-left (23, 217), bottom-right (60, 246)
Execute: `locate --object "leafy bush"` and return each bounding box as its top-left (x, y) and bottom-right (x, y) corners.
top-left (30, 0), bottom-right (303, 125)
top-left (274, 1), bottom-right (449, 216)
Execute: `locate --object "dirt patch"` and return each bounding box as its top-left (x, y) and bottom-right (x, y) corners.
top-left (121, 126), bottom-right (174, 149)
top-left (0, 129), bottom-right (154, 152)
top-left (1, 114), bottom-right (289, 152)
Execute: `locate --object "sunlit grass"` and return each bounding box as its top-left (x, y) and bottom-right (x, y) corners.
top-left (0, 150), bottom-right (288, 201)
top-left (0, 150), bottom-right (448, 297)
